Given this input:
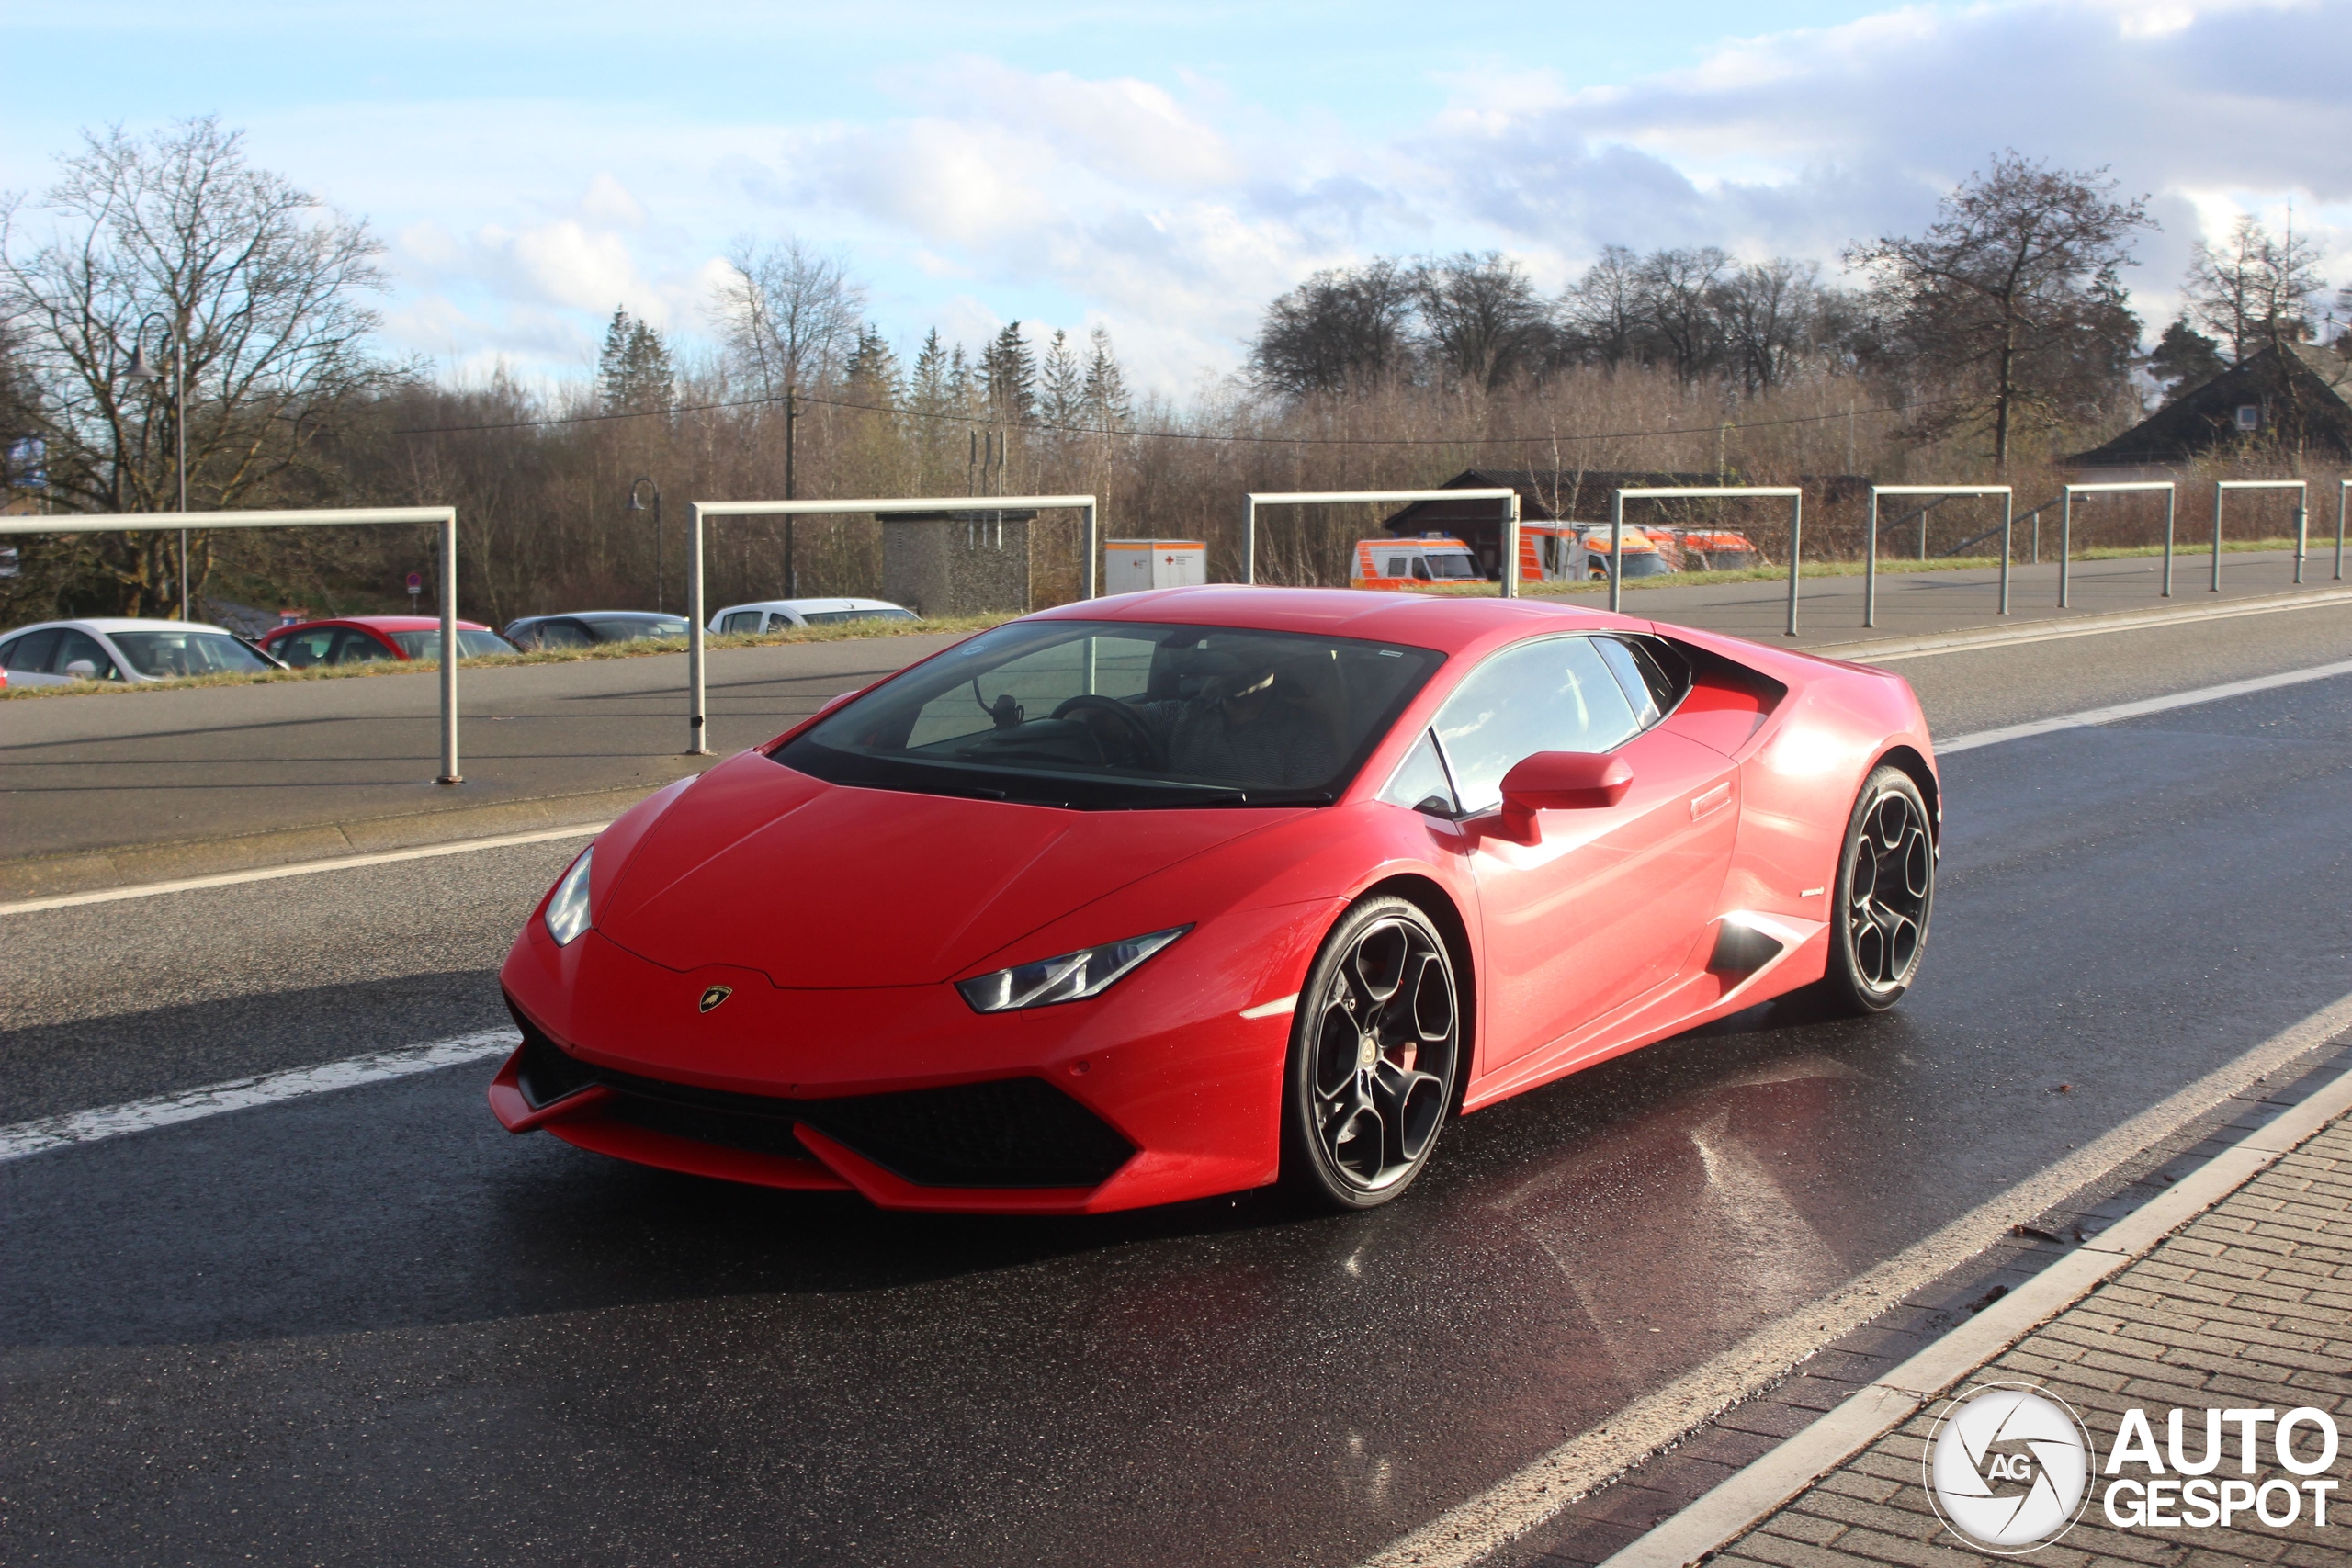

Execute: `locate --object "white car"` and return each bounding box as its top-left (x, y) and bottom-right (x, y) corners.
top-left (708, 597), bottom-right (920, 635)
top-left (0, 617), bottom-right (284, 687)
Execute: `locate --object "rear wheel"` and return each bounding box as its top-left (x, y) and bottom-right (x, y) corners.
top-left (1282, 896), bottom-right (1461, 1210)
top-left (1825, 765), bottom-right (1934, 1013)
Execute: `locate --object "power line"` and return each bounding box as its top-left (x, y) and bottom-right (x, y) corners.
top-left (390, 382), bottom-right (1949, 449)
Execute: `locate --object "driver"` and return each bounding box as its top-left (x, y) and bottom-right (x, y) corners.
top-left (1094, 651), bottom-right (1346, 790)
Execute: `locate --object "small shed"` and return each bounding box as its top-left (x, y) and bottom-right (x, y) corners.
top-left (882, 509), bottom-right (1036, 618)
top-left (1104, 539), bottom-right (1206, 594)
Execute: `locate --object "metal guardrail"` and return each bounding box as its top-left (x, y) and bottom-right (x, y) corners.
top-left (1612, 487), bottom-right (1805, 633)
top-left (2061, 482), bottom-right (2176, 605)
top-left (685, 495), bottom-right (1099, 757)
top-left (1864, 487), bottom-right (2011, 627)
top-left (2211, 480), bottom-right (2310, 592)
top-left (0, 506), bottom-right (464, 783)
top-left (1240, 490), bottom-right (1521, 597)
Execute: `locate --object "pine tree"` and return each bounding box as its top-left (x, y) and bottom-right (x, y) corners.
top-left (982, 321), bottom-right (1035, 424)
top-left (597, 306), bottom-right (674, 414)
top-left (1082, 326), bottom-right (1133, 431)
top-left (1039, 329), bottom-right (1083, 432)
top-left (843, 324), bottom-right (902, 403)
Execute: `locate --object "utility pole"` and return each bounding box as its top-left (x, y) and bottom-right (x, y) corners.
top-left (783, 389), bottom-right (797, 596)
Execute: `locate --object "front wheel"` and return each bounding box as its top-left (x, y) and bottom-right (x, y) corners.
top-left (1282, 896), bottom-right (1462, 1210)
top-left (1824, 764), bottom-right (1934, 1013)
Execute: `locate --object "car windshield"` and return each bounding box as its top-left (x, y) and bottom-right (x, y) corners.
top-left (1422, 553), bottom-right (1482, 580)
top-left (801, 607), bottom-right (917, 626)
top-left (582, 615), bottom-right (686, 642)
top-left (778, 618), bottom-right (1443, 810)
top-left (109, 630), bottom-right (274, 677)
top-left (390, 629), bottom-right (512, 660)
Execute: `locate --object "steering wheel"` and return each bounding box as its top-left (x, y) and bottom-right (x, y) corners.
top-left (1050, 695), bottom-right (1164, 768)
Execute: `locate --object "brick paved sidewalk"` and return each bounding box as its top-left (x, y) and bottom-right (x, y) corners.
top-left (1713, 1112), bottom-right (2352, 1567)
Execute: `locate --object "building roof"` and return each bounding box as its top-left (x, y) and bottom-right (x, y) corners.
top-left (2070, 342), bottom-right (2352, 468)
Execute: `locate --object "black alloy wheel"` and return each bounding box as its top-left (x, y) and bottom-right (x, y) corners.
top-left (1826, 763), bottom-right (1934, 1013)
top-left (1283, 896), bottom-right (1461, 1209)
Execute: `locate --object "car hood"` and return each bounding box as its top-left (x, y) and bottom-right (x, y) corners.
top-left (594, 751), bottom-right (1287, 987)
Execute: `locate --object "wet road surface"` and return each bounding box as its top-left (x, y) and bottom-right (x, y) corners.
top-left (4, 611), bottom-right (2351, 1565)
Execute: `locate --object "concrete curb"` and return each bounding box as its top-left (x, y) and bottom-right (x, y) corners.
top-left (1593, 1049), bottom-right (2352, 1568)
top-left (1806, 582), bottom-right (2352, 663)
top-left (0, 780), bottom-right (673, 902)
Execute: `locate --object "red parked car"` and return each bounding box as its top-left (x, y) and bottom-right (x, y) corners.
top-left (259, 615), bottom-right (514, 668)
top-left (491, 587), bottom-right (1939, 1213)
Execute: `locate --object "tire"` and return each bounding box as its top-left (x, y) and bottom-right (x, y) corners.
top-left (1824, 764), bottom-right (1935, 1014)
top-left (1281, 896), bottom-right (1462, 1210)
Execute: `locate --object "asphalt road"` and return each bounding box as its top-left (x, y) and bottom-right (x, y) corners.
top-left (4, 605), bottom-right (2351, 1565)
top-left (1, 550), bottom-right (2333, 880)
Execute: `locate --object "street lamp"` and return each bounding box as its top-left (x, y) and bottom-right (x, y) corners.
top-left (628, 476), bottom-right (664, 614)
top-left (124, 311), bottom-right (189, 621)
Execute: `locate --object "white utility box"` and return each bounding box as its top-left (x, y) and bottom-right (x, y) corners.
top-left (1105, 539), bottom-right (1207, 593)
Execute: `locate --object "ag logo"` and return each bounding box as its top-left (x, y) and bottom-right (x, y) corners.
top-left (697, 985), bottom-right (733, 1013)
top-left (1924, 1382), bottom-right (2095, 1553)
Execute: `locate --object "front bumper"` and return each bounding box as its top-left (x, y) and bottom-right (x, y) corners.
top-left (492, 905), bottom-right (1327, 1213)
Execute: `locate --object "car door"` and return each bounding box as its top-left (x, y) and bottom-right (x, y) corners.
top-left (51, 629), bottom-right (122, 682)
top-left (1433, 634), bottom-right (1737, 1070)
top-left (329, 627), bottom-right (395, 664)
top-left (2, 628), bottom-right (65, 686)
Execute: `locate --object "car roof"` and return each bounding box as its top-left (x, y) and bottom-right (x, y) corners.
top-left (267, 616), bottom-right (491, 633)
top-left (514, 611), bottom-right (680, 623)
top-left (717, 598), bottom-right (908, 614)
top-left (3, 618), bottom-right (223, 637)
top-left (1028, 586), bottom-right (1632, 654)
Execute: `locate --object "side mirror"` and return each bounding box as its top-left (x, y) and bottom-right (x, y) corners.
top-left (62, 659), bottom-right (99, 680)
top-left (1498, 751), bottom-right (1633, 841)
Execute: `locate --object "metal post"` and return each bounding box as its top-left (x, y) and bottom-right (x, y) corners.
top-left (2295, 494), bottom-right (2308, 585)
top-left (1609, 491), bottom-right (1624, 613)
top-left (1919, 503), bottom-right (1928, 562)
top-left (1241, 499), bottom-right (1256, 586)
top-left (1500, 493), bottom-right (1521, 599)
top-left (2211, 485), bottom-right (2224, 592)
top-left (1785, 493), bottom-right (1803, 637)
top-left (2059, 491), bottom-right (2074, 608)
top-left (1083, 502), bottom-right (1098, 600)
top-left (2162, 488), bottom-right (2175, 598)
top-left (2338, 481), bottom-right (2347, 581)
top-left (1999, 493), bottom-right (2013, 615)
top-left (1864, 491), bottom-right (1880, 628)
top-left (783, 389), bottom-right (797, 596)
top-left (687, 503), bottom-right (708, 756)
top-left (437, 513), bottom-right (461, 784)
top-left (175, 340), bottom-right (187, 623)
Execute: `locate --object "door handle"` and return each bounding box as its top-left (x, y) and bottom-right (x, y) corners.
top-left (1690, 782), bottom-right (1732, 820)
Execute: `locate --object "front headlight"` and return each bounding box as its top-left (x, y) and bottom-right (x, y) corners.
top-left (956, 925), bottom-right (1191, 1013)
top-left (544, 847), bottom-right (594, 946)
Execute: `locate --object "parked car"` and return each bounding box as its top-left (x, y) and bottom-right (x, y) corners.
top-left (0, 618), bottom-right (285, 686)
top-left (258, 615), bottom-right (513, 668)
top-left (708, 598), bottom-right (920, 635)
top-left (503, 612), bottom-right (690, 651)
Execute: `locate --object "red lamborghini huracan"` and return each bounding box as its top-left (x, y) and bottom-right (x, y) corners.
top-left (491, 587), bottom-right (1938, 1213)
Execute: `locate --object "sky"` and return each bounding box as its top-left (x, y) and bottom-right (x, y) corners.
top-left (5, 0), bottom-right (2347, 396)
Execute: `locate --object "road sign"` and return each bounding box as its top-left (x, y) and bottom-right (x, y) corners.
top-left (405, 571), bottom-right (424, 593)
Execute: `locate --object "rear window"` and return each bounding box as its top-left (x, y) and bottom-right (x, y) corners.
top-left (800, 608), bottom-right (917, 626)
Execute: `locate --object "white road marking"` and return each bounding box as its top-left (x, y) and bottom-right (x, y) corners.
top-left (1936, 658), bottom-right (2352, 754)
top-left (0, 823), bottom-right (605, 917)
top-left (1239, 993), bottom-right (1299, 1020)
top-left (0, 1029), bottom-right (520, 1163)
top-left (1818, 583), bottom-right (2352, 664)
top-left (1354, 989), bottom-right (2352, 1568)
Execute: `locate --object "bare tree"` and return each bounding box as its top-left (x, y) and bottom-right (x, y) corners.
top-left (1249, 259), bottom-right (1419, 396)
top-left (0, 117), bottom-right (390, 612)
top-left (2184, 215), bottom-right (2326, 365)
top-left (1560, 245), bottom-right (1650, 370)
top-left (1416, 252), bottom-right (1551, 390)
top-left (1635, 247), bottom-right (1731, 385)
top-left (1714, 258), bottom-right (1819, 394)
top-left (1846, 151), bottom-right (2151, 468)
top-left (711, 236), bottom-right (865, 397)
